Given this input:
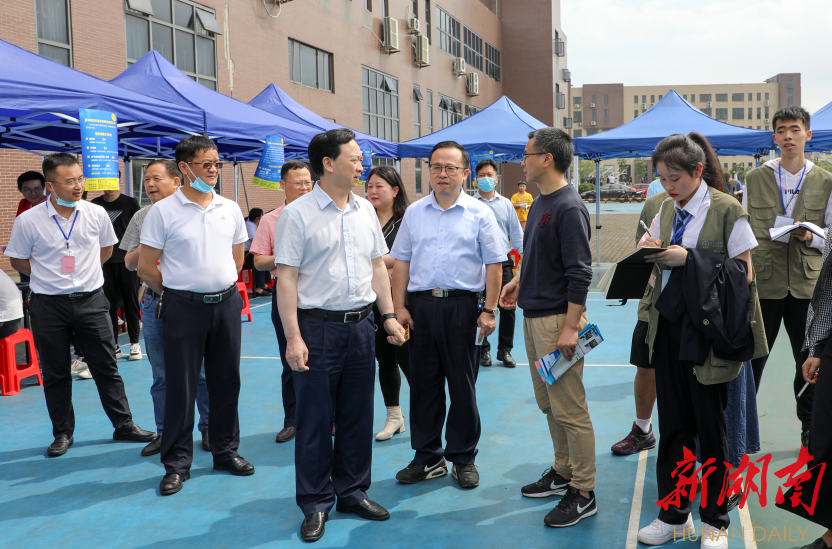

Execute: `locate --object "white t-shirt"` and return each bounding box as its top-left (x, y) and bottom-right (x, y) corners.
top-left (0, 271), bottom-right (23, 322)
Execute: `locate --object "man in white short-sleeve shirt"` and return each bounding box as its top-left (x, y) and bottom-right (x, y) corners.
top-left (274, 129), bottom-right (405, 543)
top-left (5, 153), bottom-right (155, 458)
top-left (139, 136), bottom-right (251, 496)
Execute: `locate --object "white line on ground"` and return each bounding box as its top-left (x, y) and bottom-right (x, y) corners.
top-left (625, 449), bottom-right (649, 549)
top-left (739, 503), bottom-right (757, 549)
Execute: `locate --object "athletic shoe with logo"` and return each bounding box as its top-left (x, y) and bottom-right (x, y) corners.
top-left (129, 343), bottom-right (142, 361)
top-left (637, 515), bottom-right (694, 545)
top-left (611, 422), bottom-right (657, 455)
top-left (544, 486), bottom-right (597, 528)
top-left (115, 348), bottom-right (125, 360)
top-left (521, 467), bottom-right (570, 498)
top-left (451, 463), bottom-right (479, 488)
top-left (395, 458), bottom-right (448, 484)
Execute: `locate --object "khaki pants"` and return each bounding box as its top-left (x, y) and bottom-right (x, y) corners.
top-left (523, 312), bottom-right (596, 492)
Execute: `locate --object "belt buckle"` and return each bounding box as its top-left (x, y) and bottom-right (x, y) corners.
top-left (68, 292), bottom-right (83, 299)
top-left (431, 289), bottom-right (447, 298)
top-left (203, 293), bottom-right (222, 304)
top-left (343, 311), bottom-right (362, 323)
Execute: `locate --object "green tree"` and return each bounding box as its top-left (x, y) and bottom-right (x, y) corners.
top-left (635, 160), bottom-right (648, 182)
top-left (579, 159), bottom-right (596, 183)
top-left (815, 159), bottom-right (832, 173)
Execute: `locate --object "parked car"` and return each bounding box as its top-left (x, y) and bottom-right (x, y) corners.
top-left (580, 184), bottom-right (639, 201)
top-left (631, 184), bottom-right (650, 198)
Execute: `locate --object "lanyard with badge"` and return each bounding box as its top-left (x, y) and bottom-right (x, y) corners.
top-left (775, 161), bottom-right (808, 228)
top-left (54, 211), bottom-right (79, 273)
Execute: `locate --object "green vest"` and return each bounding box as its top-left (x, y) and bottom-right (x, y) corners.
top-left (646, 187), bottom-right (768, 385)
top-left (636, 191), bottom-right (668, 322)
top-left (746, 165), bottom-right (832, 299)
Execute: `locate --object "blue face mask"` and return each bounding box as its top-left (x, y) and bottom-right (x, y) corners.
top-left (56, 197), bottom-right (80, 208)
top-left (477, 177), bottom-right (497, 192)
top-left (186, 164), bottom-right (216, 194)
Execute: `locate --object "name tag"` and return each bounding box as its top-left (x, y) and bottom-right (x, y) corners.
top-left (61, 255), bottom-right (76, 273)
top-left (661, 269), bottom-right (672, 291)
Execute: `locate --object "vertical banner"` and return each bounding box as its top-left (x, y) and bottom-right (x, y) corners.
top-left (358, 147), bottom-right (373, 187)
top-left (80, 108), bottom-right (120, 191)
top-left (469, 150), bottom-right (494, 188)
top-left (251, 136), bottom-right (286, 190)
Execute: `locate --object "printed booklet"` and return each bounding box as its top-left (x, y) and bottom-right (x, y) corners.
top-left (535, 324), bottom-right (604, 385)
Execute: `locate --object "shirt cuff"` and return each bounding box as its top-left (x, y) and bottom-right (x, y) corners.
top-left (806, 224), bottom-right (826, 249)
top-left (483, 255), bottom-right (508, 265)
top-left (567, 291), bottom-right (588, 307)
top-left (274, 256), bottom-right (301, 267)
top-left (389, 251), bottom-right (411, 261)
top-left (140, 238), bottom-right (165, 250)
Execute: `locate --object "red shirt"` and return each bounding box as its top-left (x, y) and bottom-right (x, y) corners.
top-left (16, 197), bottom-right (46, 217)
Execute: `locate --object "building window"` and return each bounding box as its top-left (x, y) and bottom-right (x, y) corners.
top-left (757, 92), bottom-right (761, 101)
top-left (732, 108), bottom-right (744, 120)
top-left (634, 110), bottom-right (638, 118)
top-left (715, 108), bottom-right (728, 120)
top-left (683, 94), bottom-right (687, 100)
top-left (691, 94), bottom-right (696, 102)
top-left (586, 128), bottom-right (599, 136)
top-left (463, 27), bottom-right (483, 71)
top-left (485, 42), bottom-right (500, 82)
top-left (574, 97), bottom-right (582, 107)
top-left (591, 109), bottom-right (596, 124)
top-left (424, 0), bottom-right (431, 42)
top-left (634, 95), bottom-right (639, 104)
top-left (641, 95), bottom-right (646, 103)
top-left (748, 107), bottom-right (752, 119)
top-left (364, 0), bottom-right (371, 10)
top-left (757, 107), bottom-right (761, 119)
top-left (125, 0), bottom-right (219, 90)
top-left (381, 0), bottom-right (389, 17)
top-left (658, 95), bottom-right (663, 101)
top-left (716, 94), bottom-right (728, 102)
top-left (574, 129), bottom-right (582, 138)
top-left (604, 109), bottom-right (609, 123)
top-left (37, 0), bottom-right (72, 66)
top-left (649, 95), bottom-right (654, 103)
top-left (700, 94), bottom-right (711, 102)
top-left (787, 74), bottom-right (794, 106)
top-left (412, 0), bottom-right (418, 18)
top-left (415, 159), bottom-right (422, 195)
top-left (436, 7), bottom-right (461, 57)
top-left (413, 86), bottom-right (422, 139)
top-left (427, 89), bottom-right (433, 134)
top-left (765, 125), bottom-right (769, 131)
top-left (757, 126), bottom-right (761, 130)
top-left (438, 94), bottom-right (462, 129)
top-left (289, 39), bottom-right (332, 92)
top-left (748, 93), bottom-right (752, 101)
top-left (573, 111), bottom-right (582, 124)
top-left (732, 93), bottom-right (744, 101)
top-left (591, 95), bottom-right (597, 106)
top-left (362, 67), bottom-right (399, 141)
top-left (604, 94), bottom-right (609, 105)
top-left (765, 106), bottom-right (770, 118)
top-left (701, 107), bottom-right (712, 117)
top-left (765, 92), bottom-right (770, 100)
top-left (465, 104), bottom-right (481, 117)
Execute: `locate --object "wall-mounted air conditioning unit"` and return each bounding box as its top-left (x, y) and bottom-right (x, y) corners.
top-left (589, 102), bottom-right (595, 108)
top-left (382, 17), bottom-right (400, 53)
top-left (765, 100), bottom-right (770, 106)
top-left (642, 103), bottom-right (646, 109)
top-left (466, 72), bottom-right (479, 96)
top-left (590, 121), bottom-right (596, 126)
top-left (414, 34), bottom-right (429, 67)
top-left (707, 101), bottom-right (712, 107)
top-left (574, 103), bottom-right (580, 109)
top-left (407, 17), bottom-right (420, 35)
top-left (453, 57), bottom-right (466, 77)
top-left (765, 118), bottom-right (770, 123)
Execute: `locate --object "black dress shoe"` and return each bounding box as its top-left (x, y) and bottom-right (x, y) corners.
top-left (113, 424), bottom-right (157, 443)
top-left (47, 434), bottom-right (73, 457)
top-left (141, 436), bottom-right (162, 457)
top-left (497, 351), bottom-right (517, 368)
top-left (336, 498), bottom-right (390, 521)
top-left (213, 456), bottom-right (255, 476)
top-left (276, 426), bottom-right (296, 443)
top-left (201, 428), bottom-right (210, 452)
top-left (160, 472), bottom-right (190, 496)
top-left (480, 351), bottom-right (492, 367)
top-left (300, 512), bottom-right (328, 542)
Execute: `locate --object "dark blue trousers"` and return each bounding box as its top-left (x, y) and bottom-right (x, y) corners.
top-left (293, 311), bottom-right (376, 516)
top-left (408, 293), bottom-right (481, 466)
top-left (271, 292), bottom-right (295, 428)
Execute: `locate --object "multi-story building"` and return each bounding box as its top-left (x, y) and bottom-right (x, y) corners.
top-left (571, 74), bottom-right (800, 182)
top-left (0, 0), bottom-right (570, 270)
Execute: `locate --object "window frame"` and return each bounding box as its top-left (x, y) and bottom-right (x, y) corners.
top-left (463, 26), bottom-right (483, 71)
top-left (438, 94), bottom-right (462, 129)
top-left (37, 0), bottom-right (73, 67)
top-left (362, 66), bottom-right (400, 142)
top-left (288, 38), bottom-right (333, 92)
top-left (485, 41), bottom-right (501, 82)
top-left (436, 6), bottom-right (461, 58)
top-left (715, 93), bottom-right (728, 102)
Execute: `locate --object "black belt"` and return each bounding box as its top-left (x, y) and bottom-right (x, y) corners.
top-left (61, 287), bottom-right (103, 300)
top-left (145, 287), bottom-right (162, 299)
top-left (164, 285), bottom-right (237, 304)
top-left (412, 289), bottom-right (478, 298)
top-left (298, 305), bottom-right (372, 323)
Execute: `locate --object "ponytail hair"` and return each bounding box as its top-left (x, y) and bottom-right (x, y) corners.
top-left (651, 132), bottom-right (725, 193)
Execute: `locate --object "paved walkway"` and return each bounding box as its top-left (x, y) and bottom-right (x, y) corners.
top-left (589, 213), bottom-right (640, 264)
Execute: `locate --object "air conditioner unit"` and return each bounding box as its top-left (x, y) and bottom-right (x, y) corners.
top-left (382, 17), bottom-right (400, 53)
top-left (562, 69), bottom-right (571, 82)
top-left (765, 100), bottom-right (770, 106)
top-left (590, 121), bottom-right (596, 126)
top-left (642, 103), bottom-right (646, 109)
top-left (707, 101), bottom-right (712, 107)
top-left (590, 102), bottom-right (595, 108)
top-left (466, 72), bottom-right (479, 96)
top-left (453, 57), bottom-right (466, 77)
top-left (574, 103), bottom-right (580, 109)
top-left (407, 17), bottom-right (420, 35)
top-left (765, 118), bottom-right (770, 123)
top-left (413, 34), bottom-right (430, 67)
top-left (577, 122), bottom-right (582, 126)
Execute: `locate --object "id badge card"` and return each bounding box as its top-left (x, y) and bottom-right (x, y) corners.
top-left (774, 215), bottom-right (794, 228)
top-left (661, 268), bottom-right (672, 291)
top-left (61, 255), bottom-right (76, 273)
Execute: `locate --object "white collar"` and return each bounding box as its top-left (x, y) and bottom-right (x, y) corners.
top-left (676, 180), bottom-right (709, 216)
top-left (311, 183), bottom-right (358, 212)
top-left (46, 196), bottom-right (80, 220)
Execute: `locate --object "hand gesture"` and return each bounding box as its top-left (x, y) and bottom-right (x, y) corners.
top-left (286, 335), bottom-right (309, 372)
top-left (500, 278), bottom-right (519, 309)
top-left (384, 318), bottom-right (407, 345)
top-left (803, 357), bottom-right (821, 384)
top-left (477, 312), bottom-right (496, 343)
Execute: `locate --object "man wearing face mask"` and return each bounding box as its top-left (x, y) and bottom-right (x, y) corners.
top-left (139, 136), bottom-right (252, 496)
top-left (5, 153), bottom-right (155, 457)
top-left (473, 159), bottom-right (524, 368)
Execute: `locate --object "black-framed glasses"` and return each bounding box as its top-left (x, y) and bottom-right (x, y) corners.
top-left (521, 152), bottom-right (549, 160)
top-left (429, 164), bottom-right (464, 175)
top-left (188, 161), bottom-right (224, 170)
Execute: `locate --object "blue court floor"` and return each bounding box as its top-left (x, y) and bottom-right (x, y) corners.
top-left (0, 291), bottom-right (819, 549)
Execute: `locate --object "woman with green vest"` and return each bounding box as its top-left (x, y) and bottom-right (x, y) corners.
top-left (635, 133), bottom-right (768, 549)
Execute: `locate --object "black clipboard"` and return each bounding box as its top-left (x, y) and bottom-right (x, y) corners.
top-left (599, 247), bottom-right (665, 300)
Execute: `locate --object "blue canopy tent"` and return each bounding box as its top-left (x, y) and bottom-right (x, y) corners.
top-left (398, 96), bottom-right (547, 161)
top-left (807, 100), bottom-right (832, 153)
top-left (249, 84), bottom-right (398, 158)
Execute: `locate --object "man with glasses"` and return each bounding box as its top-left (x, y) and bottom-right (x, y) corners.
top-left (250, 160), bottom-right (313, 444)
top-left (391, 141), bottom-right (504, 489)
top-left (16, 171), bottom-right (47, 218)
top-left (139, 136), bottom-right (253, 496)
top-left (5, 153), bottom-right (155, 457)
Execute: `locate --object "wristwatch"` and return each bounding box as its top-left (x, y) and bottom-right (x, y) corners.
top-left (381, 312), bottom-right (398, 322)
top-left (482, 307), bottom-right (496, 316)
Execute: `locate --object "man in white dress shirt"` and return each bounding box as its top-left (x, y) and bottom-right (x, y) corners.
top-left (5, 153), bottom-right (155, 457)
top-left (274, 129), bottom-right (406, 543)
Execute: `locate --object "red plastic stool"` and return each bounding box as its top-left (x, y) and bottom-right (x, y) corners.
top-left (237, 282), bottom-right (253, 322)
top-left (0, 328), bottom-right (42, 396)
top-left (237, 269), bottom-right (254, 292)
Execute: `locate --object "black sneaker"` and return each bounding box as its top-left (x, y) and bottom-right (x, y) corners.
top-left (726, 489), bottom-right (743, 512)
top-left (802, 427), bottom-right (811, 449)
top-left (544, 486), bottom-right (597, 528)
top-left (452, 463), bottom-right (479, 488)
top-left (521, 467), bottom-right (570, 498)
top-left (611, 422), bottom-right (657, 455)
top-left (801, 538), bottom-right (831, 549)
top-left (480, 351), bottom-right (492, 367)
top-left (396, 458), bottom-right (448, 484)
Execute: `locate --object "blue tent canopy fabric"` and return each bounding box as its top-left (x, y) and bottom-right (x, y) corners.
top-left (808, 100), bottom-right (832, 153)
top-left (249, 84), bottom-right (398, 158)
top-left (398, 96), bottom-right (547, 160)
top-left (573, 90), bottom-right (774, 160)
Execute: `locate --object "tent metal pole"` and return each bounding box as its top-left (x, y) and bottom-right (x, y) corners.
top-left (233, 161), bottom-right (239, 204)
top-left (770, 149), bottom-right (776, 161)
top-left (595, 160), bottom-right (601, 267)
top-left (124, 158), bottom-right (131, 198)
top-left (573, 155), bottom-right (579, 186)
top-left (755, 154), bottom-right (761, 168)
top-left (240, 163), bottom-right (250, 212)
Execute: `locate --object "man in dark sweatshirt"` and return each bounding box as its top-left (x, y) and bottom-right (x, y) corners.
top-left (500, 128), bottom-right (597, 529)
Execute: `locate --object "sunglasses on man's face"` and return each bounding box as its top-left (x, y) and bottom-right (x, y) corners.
top-left (188, 161), bottom-right (224, 170)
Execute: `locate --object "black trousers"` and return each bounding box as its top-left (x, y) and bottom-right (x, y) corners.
top-left (293, 311), bottom-right (376, 516)
top-left (654, 317), bottom-right (730, 530)
top-left (160, 289), bottom-right (243, 474)
top-left (409, 293), bottom-right (481, 465)
top-left (751, 296), bottom-right (813, 429)
top-left (373, 304), bottom-right (411, 407)
top-left (243, 253), bottom-right (267, 290)
top-left (101, 262), bottom-right (141, 345)
top-left (29, 290), bottom-right (134, 437)
top-left (271, 291), bottom-right (295, 428)
top-left (481, 258), bottom-right (516, 355)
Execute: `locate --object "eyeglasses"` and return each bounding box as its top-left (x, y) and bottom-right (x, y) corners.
top-left (21, 187), bottom-right (44, 194)
top-left (187, 161), bottom-right (224, 170)
top-left (429, 164), bottom-right (464, 175)
top-left (286, 181), bottom-right (313, 188)
top-left (521, 152), bottom-right (550, 160)
top-left (50, 177), bottom-right (85, 187)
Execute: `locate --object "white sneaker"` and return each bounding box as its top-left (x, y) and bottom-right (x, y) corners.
top-left (115, 348), bottom-right (125, 359)
top-left (375, 408), bottom-right (405, 441)
top-left (71, 358), bottom-right (92, 380)
top-left (128, 344), bottom-right (142, 361)
top-left (637, 515), bottom-right (695, 545)
top-left (700, 523), bottom-right (728, 549)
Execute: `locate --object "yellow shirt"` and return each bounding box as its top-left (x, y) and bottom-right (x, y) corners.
top-left (511, 192), bottom-right (534, 222)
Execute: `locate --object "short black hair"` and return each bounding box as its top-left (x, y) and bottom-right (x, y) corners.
top-left (42, 153), bottom-right (80, 182)
top-left (308, 129), bottom-right (356, 176)
top-left (772, 106), bottom-right (811, 131)
top-left (146, 159), bottom-right (182, 180)
top-left (281, 160), bottom-right (311, 180)
top-left (17, 171), bottom-right (45, 191)
top-left (428, 141), bottom-right (469, 168)
top-left (475, 159), bottom-right (498, 175)
top-left (527, 128), bottom-right (573, 174)
top-left (247, 208), bottom-right (263, 222)
top-left (175, 135), bottom-right (218, 165)
top-left (517, 181), bottom-right (527, 186)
